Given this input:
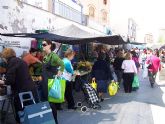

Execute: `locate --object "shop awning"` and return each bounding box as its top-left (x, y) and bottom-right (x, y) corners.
top-left (55, 24), bottom-right (104, 38)
top-left (0, 32), bottom-right (126, 45)
top-left (127, 42), bottom-right (146, 45)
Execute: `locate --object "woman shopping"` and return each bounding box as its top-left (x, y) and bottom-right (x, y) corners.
top-left (122, 52), bottom-right (137, 93)
top-left (0, 48), bottom-right (37, 123)
top-left (113, 51), bottom-right (125, 84)
top-left (92, 52), bottom-right (113, 101)
top-left (62, 49), bottom-right (77, 109)
top-left (41, 40), bottom-right (64, 124)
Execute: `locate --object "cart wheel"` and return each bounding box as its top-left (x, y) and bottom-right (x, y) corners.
top-left (77, 102), bottom-right (82, 107)
top-left (81, 106), bottom-right (88, 112)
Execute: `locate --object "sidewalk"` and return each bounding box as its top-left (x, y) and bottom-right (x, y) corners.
top-left (1, 69), bottom-right (165, 124)
top-left (58, 70), bottom-right (165, 124)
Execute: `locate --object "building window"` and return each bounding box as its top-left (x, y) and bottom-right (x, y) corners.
top-left (103, 0), bottom-right (107, 5)
top-left (102, 11), bottom-right (107, 22)
top-left (89, 6), bottom-right (95, 17)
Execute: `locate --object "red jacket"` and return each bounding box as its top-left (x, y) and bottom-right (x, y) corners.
top-left (146, 55), bottom-right (161, 73)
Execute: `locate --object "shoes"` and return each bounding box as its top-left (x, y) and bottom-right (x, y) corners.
top-left (101, 98), bottom-right (104, 102)
top-left (99, 98), bottom-right (104, 102)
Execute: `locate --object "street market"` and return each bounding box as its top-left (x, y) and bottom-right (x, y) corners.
top-left (0, 0), bottom-right (165, 124)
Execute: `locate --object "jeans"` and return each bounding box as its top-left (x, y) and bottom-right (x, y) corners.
top-left (148, 71), bottom-right (157, 86)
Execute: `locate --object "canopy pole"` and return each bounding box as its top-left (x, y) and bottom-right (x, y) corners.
top-left (79, 44), bottom-right (86, 61)
top-left (56, 43), bottom-right (62, 54)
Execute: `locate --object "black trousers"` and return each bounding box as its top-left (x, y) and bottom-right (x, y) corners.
top-left (55, 81), bottom-right (75, 109)
top-left (123, 73), bottom-right (134, 93)
top-left (65, 81), bottom-right (75, 108)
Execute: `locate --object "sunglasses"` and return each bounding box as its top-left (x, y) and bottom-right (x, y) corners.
top-left (42, 43), bottom-right (48, 47)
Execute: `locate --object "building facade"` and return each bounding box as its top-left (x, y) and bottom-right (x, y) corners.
top-left (144, 34), bottom-right (154, 44)
top-left (0, 0), bottom-right (110, 56)
top-left (79, 0), bottom-right (111, 33)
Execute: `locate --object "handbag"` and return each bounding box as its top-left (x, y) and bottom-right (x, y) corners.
top-left (48, 77), bottom-right (66, 103)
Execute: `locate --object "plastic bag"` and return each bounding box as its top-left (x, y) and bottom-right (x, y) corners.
top-left (91, 81), bottom-right (97, 90)
top-left (48, 77), bottom-right (66, 103)
top-left (48, 77), bottom-right (61, 99)
top-left (108, 81), bottom-right (119, 96)
top-left (132, 75), bottom-right (139, 88)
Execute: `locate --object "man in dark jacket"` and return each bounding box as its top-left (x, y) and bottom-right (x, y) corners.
top-left (0, 48), bottom-right (37, 123)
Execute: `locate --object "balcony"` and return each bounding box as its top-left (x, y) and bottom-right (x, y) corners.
top-left (53, 1), bottom-right (86, 24)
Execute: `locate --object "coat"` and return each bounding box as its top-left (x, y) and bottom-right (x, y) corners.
top-left (146, 55), bottom-right (161, 73)
top-left (5, 57), bottom-right (36, 95)
top-left (91, 59), bottom-right (113, 81)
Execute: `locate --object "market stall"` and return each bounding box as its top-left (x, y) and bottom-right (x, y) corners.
top-left (0, 30), bottom-right (125, 95)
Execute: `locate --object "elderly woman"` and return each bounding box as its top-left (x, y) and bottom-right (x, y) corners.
top-left (122, 52), bottom-right (137, 93)
top-left (113, 51), bottom-right (125, 83)
top-left (0, 48), bottom-right (37, 123)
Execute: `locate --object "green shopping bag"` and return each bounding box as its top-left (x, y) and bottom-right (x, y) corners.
top-left (48, 77), bottom-right (66, 103)
top-left (132, 75), bottom-right (140, 89)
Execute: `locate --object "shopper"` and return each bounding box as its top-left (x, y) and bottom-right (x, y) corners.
top-left (131, 51), bottom-right (140, 72)
top-left (0, 48), bottom-right (37, 123)
top-left (23, 48), bottom-right (41, 66)
top-left (146, 49), bottom-right (161, 88)
top-left (122, 52), bottom-right (137, 93)
top-left (92, 52), bottom-right (113, 101)
top-left (62, 49), bottom-right (77, 109)
top-left (41, 40), bottom-right (64, 124)
top-left (113, 51), bottom-right (125, 83)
